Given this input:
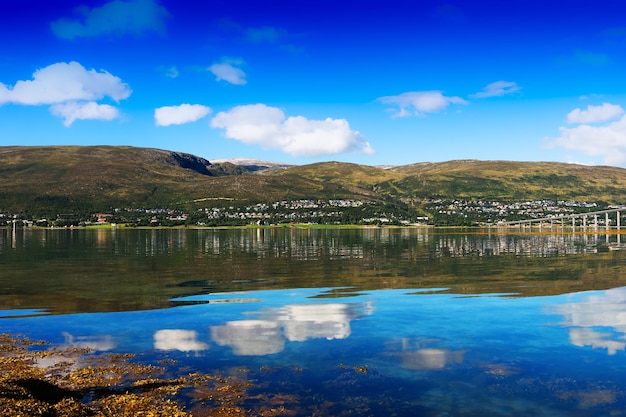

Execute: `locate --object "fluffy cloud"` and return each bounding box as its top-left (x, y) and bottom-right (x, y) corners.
top-left (210, 104), bottom-right (374, 157)
top-left (377, 91), bottom-right (467, 118)
top-left (566, 103), bottom-right (624, 124)
top-left (471, 81), bottom-right (521, 98)
top-left (208, 58), bottom-right (247, 85)
top-left (0, 61), bottom-right (131, 105)
top-left (0, 61), bottom-right (130, 126)
top-left (51, 101), bottom-right (120, 126)
top-left (155, 104), bottom-right (212, 126)
top-left (51, 0), bottom-right (170, 40)
top-left (546, 106), bottom-right (626, 166)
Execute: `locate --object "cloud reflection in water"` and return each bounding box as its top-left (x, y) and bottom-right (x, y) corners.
top-left (557, 287), bottom-right (626, 355)
top-left (211, 320), bottom-right (284, 356)
top-left (386, 338), bottom-right (465, 370)
top-left (211, 302), bottom-right (372, 356)
top-left (62, 331), bottom-right (116, 351)
top-left (396, 347), bottom-right (465, 370)
top-left (154, 329), bottom-right (209, 352)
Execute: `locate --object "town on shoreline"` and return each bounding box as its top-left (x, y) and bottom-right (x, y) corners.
top-left (0, 198), bottom-right (614, 228)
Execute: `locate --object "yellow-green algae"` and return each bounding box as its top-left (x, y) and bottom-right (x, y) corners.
top-left (0, 333), bottom-right (262, 417)
top-left (0, 332), bottom-right (385, 417)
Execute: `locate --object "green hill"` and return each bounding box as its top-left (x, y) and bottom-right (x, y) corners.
top-left (2, 146), bottom-right (626, 217)
top-left (382, 159), bottom-right (626, 202)
top-left (0, 146), bottom-right (365, 214)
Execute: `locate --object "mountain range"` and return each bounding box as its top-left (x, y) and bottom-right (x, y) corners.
top-left (2, 146), bottom-right (626, 215)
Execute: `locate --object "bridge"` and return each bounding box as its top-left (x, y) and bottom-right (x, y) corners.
top-left (499, 207), bottom-right (626, 231)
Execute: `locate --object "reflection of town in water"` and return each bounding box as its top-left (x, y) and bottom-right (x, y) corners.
top-left (433, 232), bottom-right (620, 257)
top-left (3, 227), bottom-right (622, 260)
top-left (4, 227), bottom-right (626, 415)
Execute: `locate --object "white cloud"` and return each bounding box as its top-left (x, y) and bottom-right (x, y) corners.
top-left (210, 103), bottom-right (374, 157)
top-left (566, 103), bottom-right (624, 124)
top-left (208, 58), bottom-right (247, 85)
top-left (50, 101), bottom-right (120, 126)
top-left (471, 81), bottom-right (521, 98)
top-left (163, 65), bottom-right (179, 78)
top-left (377, 91), bottom-right (467, 118)
top-left (155, 104), bottom-right (212, 126)
top-left (0, 61), bottom-right (131, 105)
top-left (546, 113), bottom-right (626, 166)
top-left (578, 93), bottom-right (603, 101)
top-left (51, 0), bottom-right (170, 40)
top-left (0, 61), bottom-right (130, 126)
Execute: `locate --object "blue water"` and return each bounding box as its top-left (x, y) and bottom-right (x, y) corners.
top-left (3, 228), bottom-right (626, 415)
top-left (4, 286), bottom-right (626, 416)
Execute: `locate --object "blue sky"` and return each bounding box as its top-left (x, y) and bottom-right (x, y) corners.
top-left (2, 0), bottom-right (626, 167)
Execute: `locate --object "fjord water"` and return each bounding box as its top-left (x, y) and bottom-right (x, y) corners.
top-left (2, 227), bottom-right (626, 416)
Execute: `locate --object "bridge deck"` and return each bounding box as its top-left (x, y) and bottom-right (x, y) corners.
top-left (500, 207), bottom-right (626, 227)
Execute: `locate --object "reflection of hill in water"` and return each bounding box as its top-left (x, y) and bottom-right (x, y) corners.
top-left (3, 228), bottom-right (626, 315)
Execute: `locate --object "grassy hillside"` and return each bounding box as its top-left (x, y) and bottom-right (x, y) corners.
top-left (1, 146), bottom-right (204, 213)
top-left (289, 159), bottom-right (626, 203)
top-left (0, 146), bottom-right (374, 214)
top-left (2, 146), bottom-right (626, 216)
top-left (277, 161), bottom-right (400, 199)
top-left (388, 160), bottom-right (626, 202)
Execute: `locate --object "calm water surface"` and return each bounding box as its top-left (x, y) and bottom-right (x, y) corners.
top-left (2, 227), bottom-right (626, 416)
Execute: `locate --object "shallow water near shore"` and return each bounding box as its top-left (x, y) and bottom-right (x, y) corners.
top-left (2, 227), bottom-right (626, 416)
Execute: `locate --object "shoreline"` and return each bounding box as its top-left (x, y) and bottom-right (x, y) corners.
top-left (7, 223), bottom-right (626, 235)
top-left (3, 223), bottom-right (434, 231)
